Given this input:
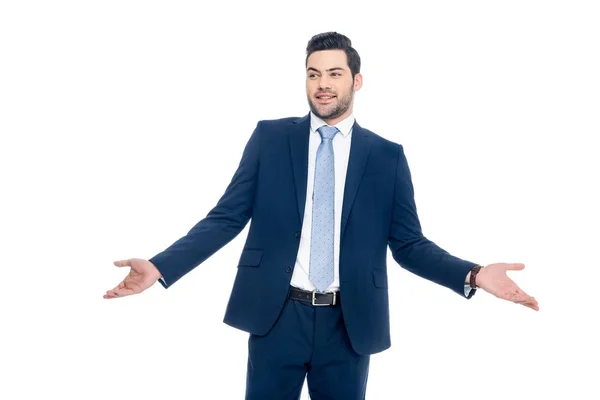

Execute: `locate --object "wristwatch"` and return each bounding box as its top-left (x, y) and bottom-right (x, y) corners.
top-left (469, 265), bottom-right (483, 289)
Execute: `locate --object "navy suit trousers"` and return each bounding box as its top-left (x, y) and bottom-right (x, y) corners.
top-left (245, 291), bottom-right (370, 400)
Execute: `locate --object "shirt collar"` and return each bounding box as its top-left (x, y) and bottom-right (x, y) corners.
top-left (310, 111), bottom-right (354, 138)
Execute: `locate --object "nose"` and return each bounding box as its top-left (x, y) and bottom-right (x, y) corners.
top-left (318, 76), bottom-right (332, 91)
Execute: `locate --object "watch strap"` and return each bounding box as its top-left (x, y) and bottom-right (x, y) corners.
top-left (470, 266), bottom-right (483, 289)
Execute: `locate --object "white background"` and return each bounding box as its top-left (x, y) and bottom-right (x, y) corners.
top-left (1, 1), bottom-right (599, 399)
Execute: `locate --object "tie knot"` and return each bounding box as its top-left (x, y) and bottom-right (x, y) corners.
top-left (317, 125), bottom-right (339, 141)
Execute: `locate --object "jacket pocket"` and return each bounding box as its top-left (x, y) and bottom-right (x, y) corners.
top-left (373, 269), bottom-right (388, 288)
top-left (237, 249), bottom-right (263, 267)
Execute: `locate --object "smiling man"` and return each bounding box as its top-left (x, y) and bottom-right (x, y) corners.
top-left (105, 32), bottom-right (538, 399)
top-left (306, 50), bottom-right (359, 125)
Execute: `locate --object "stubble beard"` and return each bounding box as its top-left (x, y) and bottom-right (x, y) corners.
top-left (308, 84), bottom-right (354, 121)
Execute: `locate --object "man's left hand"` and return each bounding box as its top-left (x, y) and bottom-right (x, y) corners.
top-left (476, 263), bottom-right (539, 311)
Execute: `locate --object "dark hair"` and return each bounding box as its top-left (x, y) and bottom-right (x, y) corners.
top-left (305, 32), bottom-right (361, 79)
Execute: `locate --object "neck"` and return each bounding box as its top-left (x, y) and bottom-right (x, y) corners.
top-left (322, 107), bottom-right (353, 126)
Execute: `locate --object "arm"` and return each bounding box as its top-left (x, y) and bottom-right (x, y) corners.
top-left (149, 121), bottom-right (262, 288)
top-left (387, 144), bottom-right (478, 298)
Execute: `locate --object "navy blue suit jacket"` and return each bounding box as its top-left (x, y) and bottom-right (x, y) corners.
top-left (149, 112), bottom-right (477, 355)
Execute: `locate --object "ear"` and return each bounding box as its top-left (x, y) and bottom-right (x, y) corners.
top-left (354, 73), bottom-right (363, 91)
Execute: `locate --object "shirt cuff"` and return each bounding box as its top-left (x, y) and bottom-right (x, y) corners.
top-left (465, 284), bottom-right (477, 299)
top-left (158, 276), bottom-right (168, 289)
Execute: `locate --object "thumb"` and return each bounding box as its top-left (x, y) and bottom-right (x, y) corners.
top-left (507, 263), bottom-right (525, 271)
top-left (113, 259), bottom-right (131, 267)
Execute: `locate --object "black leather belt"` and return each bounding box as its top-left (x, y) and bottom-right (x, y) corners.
top-left (288, 286), bottom-right (340, 306)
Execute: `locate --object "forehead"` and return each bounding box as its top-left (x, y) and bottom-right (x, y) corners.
top-left (306, 49), bottom-right (349, 70)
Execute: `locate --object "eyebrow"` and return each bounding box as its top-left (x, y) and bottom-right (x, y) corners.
top-left (307, 67), bottom-right (346, 73)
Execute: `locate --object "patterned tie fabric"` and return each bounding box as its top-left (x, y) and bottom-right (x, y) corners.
top-left (309, 125), bottom-right (339, 292)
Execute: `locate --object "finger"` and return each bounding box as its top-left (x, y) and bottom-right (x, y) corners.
top-left (106, 287), bottom-right (135, 298)
top-left (527, 296), bottom-right (539, 310)
top-left (513, 292), bottom-right (538, 308)
top-left (518, 297), bottom-right (539, 311)
top-left (104, 290), bottom-right (128, 299)
top-left (113, 259), bottom-right (131, 267)
top-left (103, 290), bottom-right (119, 299)
top-left (528, 302), bottom-right (539, 311)
top-left (506, 263), bottom-right (525, 271)
top-left (107, 280), bottom-right (126, 292)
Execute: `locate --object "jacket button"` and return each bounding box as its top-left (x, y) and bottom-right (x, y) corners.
top-left (295, 231), bottom-right (301, 238)
top-left (286, 266), bottom-right (293, 273)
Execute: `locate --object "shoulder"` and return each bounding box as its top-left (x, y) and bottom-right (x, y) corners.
top-left (252, 116), bottom-right (307, 143)
top-left (356, 125), bottom-right (404, 156)
top-left (258, 115), bottom-right (304, 128)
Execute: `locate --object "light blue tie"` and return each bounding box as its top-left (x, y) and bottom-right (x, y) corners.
top-left (309, 125), bottom-right (339, 292)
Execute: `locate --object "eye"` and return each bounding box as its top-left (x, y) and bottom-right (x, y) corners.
top-left (332, 72), bottom-right (341, 76)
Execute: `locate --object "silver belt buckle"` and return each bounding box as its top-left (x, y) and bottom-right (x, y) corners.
top-left (312, 290), bottom-right (336, 306)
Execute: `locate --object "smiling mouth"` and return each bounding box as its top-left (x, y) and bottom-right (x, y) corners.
top-left (316, 95), bottom-right (336, 103)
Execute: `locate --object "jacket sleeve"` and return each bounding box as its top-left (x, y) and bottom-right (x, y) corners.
top-left (149, 121), bottom-right (262, 288)
top-left (387, 144), bottom-right (478, 298)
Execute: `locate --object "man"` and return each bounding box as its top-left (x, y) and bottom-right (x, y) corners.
top-left (104, 32), bottom-right (539, 399)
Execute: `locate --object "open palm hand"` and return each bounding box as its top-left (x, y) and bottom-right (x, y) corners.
top-left (477, 263), bottom-right (539, 311)
top-left (103, 258), bottom-right (162, 299)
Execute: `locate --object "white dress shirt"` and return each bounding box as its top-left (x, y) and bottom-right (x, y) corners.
top-left (290, 112), bottom-right (354, 292)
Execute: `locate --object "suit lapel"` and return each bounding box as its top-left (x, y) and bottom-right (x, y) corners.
top-left (340, 121), bottom-right (371, 239)
top-left (288, 113), bottom-right (311, 224)
top-left (288, 114), bottom-right (372, 238)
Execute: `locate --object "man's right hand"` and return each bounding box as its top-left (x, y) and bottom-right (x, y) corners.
top-left (103, 258), bottom-right (162, 299)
